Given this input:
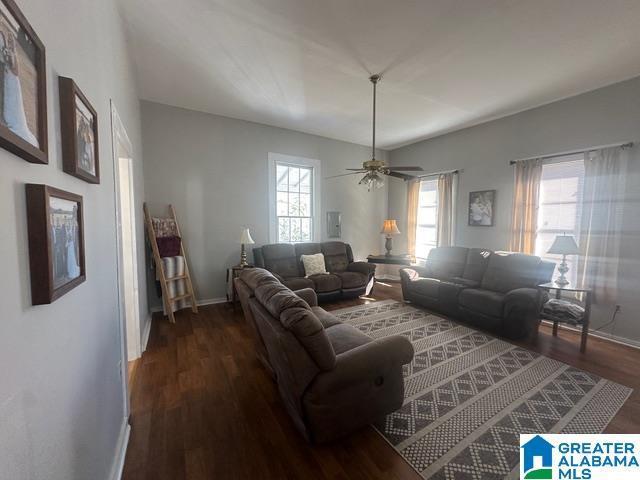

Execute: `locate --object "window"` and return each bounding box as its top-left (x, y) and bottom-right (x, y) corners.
top-left (268, 153), bottom-right (320, 243)
top-left (416, 179), bottom-right (438, 260)
top-left (535, 154), bottom-right (585, 283)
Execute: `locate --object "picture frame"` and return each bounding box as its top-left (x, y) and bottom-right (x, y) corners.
top-left (0, 0), bottom-right (48, 164)
top-left (59, 76), bottom-right (100, 183)
top-left (26, 184), bottom-right (86, 305)
top-left (468, 190), bottom-right (496, 227)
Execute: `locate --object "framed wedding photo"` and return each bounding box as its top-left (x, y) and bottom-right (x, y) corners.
top-left (59, 76), bottom-right (100, 183)
top-left (26, 184), bottom-right (86, 305)
top-left (468, 190), bottom-right (496, 227)
top-left (0, 0), bottom-right (48, 164)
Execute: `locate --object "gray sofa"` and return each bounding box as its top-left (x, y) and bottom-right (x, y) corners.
top-left (235, 268), bottom-right (414, 443)
top-left (400, 247), bottom-right (555, 340)
top-left (253, 241), bottom-right (375, 302)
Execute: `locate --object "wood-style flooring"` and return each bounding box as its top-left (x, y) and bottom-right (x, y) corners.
top-left (122, 282), bottom-right (639, 480)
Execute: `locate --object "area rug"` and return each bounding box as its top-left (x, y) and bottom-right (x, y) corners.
top-left (332, 300), bottom-right (632, 480)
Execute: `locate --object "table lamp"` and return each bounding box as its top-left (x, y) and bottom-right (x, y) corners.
top-left (239, 228), bottom-right (255, 267)
top-left (547, 234), bottom-right (579, 286)
top-left (381, 219), bottom-right (401, 256)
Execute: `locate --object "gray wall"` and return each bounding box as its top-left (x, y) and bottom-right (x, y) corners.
top-left (388, 76), bottom-right (640, 344)
top-left (142, 101), bottom-right (390, 306)
top-left (0, 1), bottom-right (146, 479)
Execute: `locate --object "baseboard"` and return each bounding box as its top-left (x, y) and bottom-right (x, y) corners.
top-left (149, 297), bottom-right (227, 314)
top-left (541, 319), bottom-right (640, 350)
top-left (141, 314), bottom-right (152, 353)
top-left (108, 419), bottom-right (130, 480)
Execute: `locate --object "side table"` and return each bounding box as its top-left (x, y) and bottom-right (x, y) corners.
top-left (227, 265), bottom-right (254, 307)
top-left (538, 282), bottom-right (592, 353)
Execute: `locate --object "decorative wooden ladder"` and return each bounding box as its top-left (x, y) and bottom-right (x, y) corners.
top-left (143, 203), bottom-right (198, 323)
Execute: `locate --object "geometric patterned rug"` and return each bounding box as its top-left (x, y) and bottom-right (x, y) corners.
top-left (332, 300), bottom-right (632, 480)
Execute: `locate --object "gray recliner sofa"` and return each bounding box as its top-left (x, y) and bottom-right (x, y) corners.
top-left (400, 247), bottom-right (555, 340)
top-left (235, 268), bottom-right (414, 443)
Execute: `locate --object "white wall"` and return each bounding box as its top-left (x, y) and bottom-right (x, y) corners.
top-left (0, 1), bottom-right (146, 479)
top-left (142, 101), bottom-right (390, 306)
top-left (388, 76), bottom-right (640, 344)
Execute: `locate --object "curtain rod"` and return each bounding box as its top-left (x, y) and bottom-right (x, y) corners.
top-left (509, 141), bottom-right (634, 165)
top-left (416, 168), bottom-right (461, 179)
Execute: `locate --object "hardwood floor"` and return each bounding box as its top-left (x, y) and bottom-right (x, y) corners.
top-left (122, 282), bottom-right (639, 480)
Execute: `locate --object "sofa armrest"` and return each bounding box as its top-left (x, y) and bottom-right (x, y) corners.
top-left (310, 335), bottom-right (414, 395)
top-left (503, 287), bottom-right (546, 339)
top-left (399, 266), bottom-right (430, 282)
top-left (294, 288), bottom-right (318, 307)
top-left (271, 272), bottom-right (285, 283)
top-left (347, 261), bottom-right (376, 276)
top-left (504, 288), bottom-right (543, 313)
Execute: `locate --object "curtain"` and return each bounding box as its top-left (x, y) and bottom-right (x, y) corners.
top-left (437, 172), bottom-right (455, 246)
top-left (577, 147), bottom-right (626, 303)
top-left (406, 179), bottom-right (420, 261)
top-left (509, 158), bottom-right (543, 254)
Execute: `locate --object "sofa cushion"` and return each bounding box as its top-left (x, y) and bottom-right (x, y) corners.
top-left (425, 246), bottom-right (468, 279)
top-left (240, 268), bottom-right (281, 291)
top-left (262, 243), bottom-right (301, 278)
top-left (480, 252), bottom-right (542, 293)
top-left (321, 242), bottom-right (349, 272)
top-left (325, 323), bottom-right (371, 355)
top-left (283, 277), bottom-right (315, 291)
top-left (459, 288), bottom-right (505, 318)
top-left (279, 307), bottom-right (337, 371)
top-left (255, 282), bottom-right (311, 318)
top-left (311, 306), bottom-right (342, 329)
top-left (462, 248), bottom-right (493, 283)
top-left (334, 271), bottom-right (368, 290)
top-left (309, 273), bottom-right (342, 293)
top-left (408, 277), bottom-right (440, 299)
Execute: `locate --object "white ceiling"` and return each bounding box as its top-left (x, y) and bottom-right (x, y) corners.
top-left (119, 0), bottom-right (640, 149)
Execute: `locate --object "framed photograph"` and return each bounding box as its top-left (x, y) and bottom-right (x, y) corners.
top-left (26, 184), bottom-right (85, 305)
top-left (0, 0), bottom-right (47, 164)
top-left (59, 76), bottom-right (99, 183)
top-left (468, 190), bottom-right (496, 226)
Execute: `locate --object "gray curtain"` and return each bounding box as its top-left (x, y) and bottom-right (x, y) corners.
top-left (437, 172), bottom-right (455, 246)
top-left (577, 146), bottom-right (627, 303)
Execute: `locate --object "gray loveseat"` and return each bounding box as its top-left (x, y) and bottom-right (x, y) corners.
top-left (235, 268), bottom-right (414, 443)
top-left (400, 247), bottom-right (555, 339)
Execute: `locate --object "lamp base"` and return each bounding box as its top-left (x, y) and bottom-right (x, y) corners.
top-left (239, 244), bottom-right (248, 268)
top-left (384, 236), bottom-right (393, 256)
top-left (554, 255), bottom-right (570, 286)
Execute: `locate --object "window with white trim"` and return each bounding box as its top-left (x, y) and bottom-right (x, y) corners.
top-left (268, 153), bottom-right (321, 244)
top-left (416, 179), bottom-right (438, 260)
top-left (535, 154), bottom-right (585, 284)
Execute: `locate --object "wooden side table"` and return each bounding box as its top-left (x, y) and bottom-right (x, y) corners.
top-left (227, 265), bottom-right (254, 307)
top-left (538, 282), bottom-right (592, 353)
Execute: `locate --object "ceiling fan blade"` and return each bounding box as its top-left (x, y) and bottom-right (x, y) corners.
top-left (388, 166), bottom-right (424, 171)
top-left (346, 168), bottom-right (367, 171)
top-left (325, 172), bottom-right (365, 179)
top-left (385, 171), bottom-right (416, 181)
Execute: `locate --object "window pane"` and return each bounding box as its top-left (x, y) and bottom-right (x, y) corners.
top-left (415, 179), bottom-right (439, 258)
top-left (278, 217), bottom-right (290, 243)
top-left (538, 202), bottom-right (577, 231)
top-left (288, 193), bottom-right (300, 216)
top-left (301, 218), bottom-right (311, 242)
top-left (300, 169), bottom-right (311, 193)
top-left (290, 218), bottom-right (302, 242)
top-left (288, 167), bottom-right (300, 192)
top-left (277, 191), bottom-right (288, 216)
top-left (277, 165), bottom-right (288, 192)
top-left (416, 226), bottom-right (436, 245)
top-left (418, 206), bottom-right (436, 225)
top-left (299, 193), bottom-right (311, 217)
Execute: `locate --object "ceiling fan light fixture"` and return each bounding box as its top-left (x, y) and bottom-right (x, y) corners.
top-left (359, 171), bottom-right (384, 191)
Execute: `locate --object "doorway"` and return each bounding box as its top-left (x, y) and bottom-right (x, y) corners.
top-left (111, 102), bottom-right (141, 417)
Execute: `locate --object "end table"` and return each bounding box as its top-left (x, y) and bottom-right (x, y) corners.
top-left (227, 265), bottom-right (253, 307)
top-left (538, 282), bottom-right (592, 353)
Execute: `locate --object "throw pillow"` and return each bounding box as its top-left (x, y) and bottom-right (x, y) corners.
top-left (301, 253), bottom-right (327, 277)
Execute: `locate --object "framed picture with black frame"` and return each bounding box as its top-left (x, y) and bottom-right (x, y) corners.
top-left (0, 0), bottom-right (48, 164)
top-left (468, 190), bottom-right (496, 227)
top-left (59, 76), bottom-right (100, 183)
top-left (26, 184), bottom-right (86, 305)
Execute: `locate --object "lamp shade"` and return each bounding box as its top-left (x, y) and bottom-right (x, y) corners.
top-left (380, 219), bottom-right (401, 235)
top-left (239, 228), bottom-right (255, 245)
top-left (547, 235), bottom-right (579, 255)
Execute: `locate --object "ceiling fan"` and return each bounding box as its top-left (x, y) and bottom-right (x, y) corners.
top-left (327, 74), bottom-right (423, 190)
